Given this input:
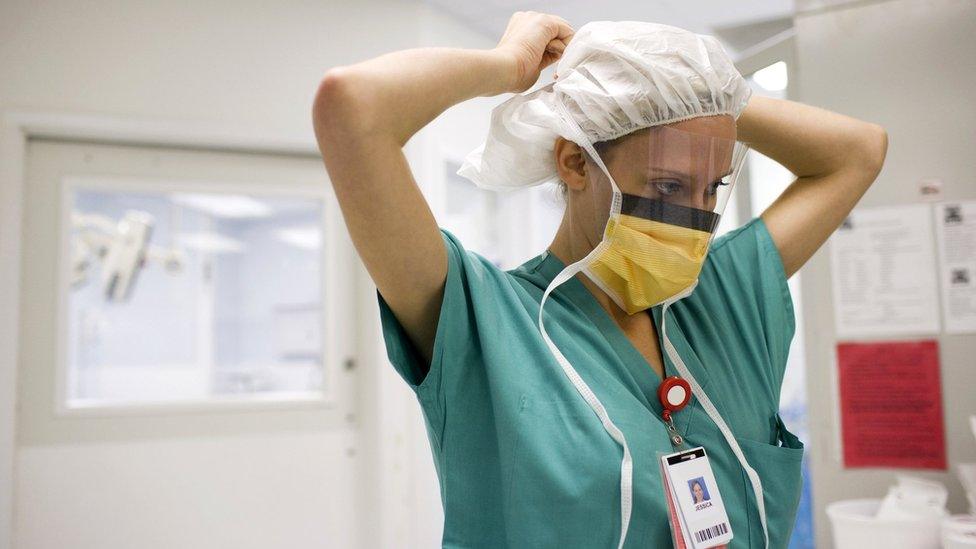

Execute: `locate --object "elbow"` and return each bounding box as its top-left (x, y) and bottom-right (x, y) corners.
top-left (312, 67), bottom-right (376, 140)
top-left (313, 67), bottom-right (353, 114)
top-left (857, 123), bottom-right (888, 178)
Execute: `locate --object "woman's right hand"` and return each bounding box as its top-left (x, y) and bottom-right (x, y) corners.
top-left (493, 12), bottom-right (575, 94)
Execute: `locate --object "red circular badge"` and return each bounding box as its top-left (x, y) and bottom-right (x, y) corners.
top-left (657, 376), bottom-right (691, 412)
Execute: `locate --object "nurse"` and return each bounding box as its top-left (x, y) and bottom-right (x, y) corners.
top-left (313, 12), bottom-right (887, 549)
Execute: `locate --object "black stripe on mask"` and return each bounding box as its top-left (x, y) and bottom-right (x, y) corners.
top-left (619, 194), bottom-right (721, 233)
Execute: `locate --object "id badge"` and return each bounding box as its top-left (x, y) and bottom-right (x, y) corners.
top-left (660, 447), bottom-right (733, 548)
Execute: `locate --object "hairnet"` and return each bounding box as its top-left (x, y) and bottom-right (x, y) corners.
top-left (457, 20), bottom-right (752, 191)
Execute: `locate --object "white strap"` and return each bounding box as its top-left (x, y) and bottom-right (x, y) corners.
top-left (551, 100), bottom-right (621, 197)
top-left (660, 299), bottom-right (770, 548)
top-left (538, 261), bottom-right (633, 549)
top-left (542, 99), bottom-right (633, 549)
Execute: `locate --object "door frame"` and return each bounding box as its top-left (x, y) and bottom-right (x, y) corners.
top-left (734, 30), bottom-right (820, 549)
top-left (0, 110), bottom-right (320, 549)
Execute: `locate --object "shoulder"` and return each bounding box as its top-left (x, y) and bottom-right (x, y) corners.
top-left (692, 216), bottom-right (797, 385)
top-left (701, 216), bottom-right (792, 309)
top-left (438, 228), bottom-right (524, 288)
top-left (375, 227), bottom-right (529, 390)
top-left (709, 215), bottom-right (779, 257)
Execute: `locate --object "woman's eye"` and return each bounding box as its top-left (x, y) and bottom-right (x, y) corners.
top-left (708, 180), bottom-right (729, 196)
top-left (653, 180), bottom-right (683, 196)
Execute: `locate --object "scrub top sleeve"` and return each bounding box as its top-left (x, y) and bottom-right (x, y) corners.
top-left (710, 216), bottom-right (796, 387)
top-left (375, 227), bottom-right (481, 402)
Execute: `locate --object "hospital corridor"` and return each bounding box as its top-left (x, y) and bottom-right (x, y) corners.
top-left (0, 0), bottom-right (974, 548)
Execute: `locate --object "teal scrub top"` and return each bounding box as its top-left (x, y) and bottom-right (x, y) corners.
top-left (376, 215), bottom-right (804, 549)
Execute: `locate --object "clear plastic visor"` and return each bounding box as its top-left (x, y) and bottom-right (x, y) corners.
top-left (576, 120), bottom-right (750, 244)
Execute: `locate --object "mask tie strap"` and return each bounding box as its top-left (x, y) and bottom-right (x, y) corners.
top-left (537, 252), bottom-right (633, 549)
top-left (538, 97), bottom-right (633, 549)
top-left (551, 100), bottom-right (621, 198)
top-left (660, 298), bottom-right (770, 549)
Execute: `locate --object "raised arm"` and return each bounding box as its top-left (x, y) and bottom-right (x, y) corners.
top-left (737, 95), bottom-right (888, 278)
top-left (312, 12), bottom-right (574, 369)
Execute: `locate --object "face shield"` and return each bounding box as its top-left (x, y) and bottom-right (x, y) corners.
top-left (563, 120), bottom-right (750, 314)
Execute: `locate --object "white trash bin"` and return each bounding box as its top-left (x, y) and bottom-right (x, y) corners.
top-left (945, 532), bottom-right (976, 549)
top-left (943, 515), bottom-right (976, 549)
top-left (826, 499), bottom-right (942, 549)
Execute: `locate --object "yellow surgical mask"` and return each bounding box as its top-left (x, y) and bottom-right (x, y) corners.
top-left (586, 210), bottom-right (713, 315)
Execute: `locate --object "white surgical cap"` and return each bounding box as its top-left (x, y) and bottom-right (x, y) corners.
top-left (457, 20), bottom-right (752, 191)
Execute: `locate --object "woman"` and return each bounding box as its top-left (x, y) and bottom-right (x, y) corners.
top-left (313, 12), bottom-right (886, 549)
top-left (693, 480), bottom-right (708, 505)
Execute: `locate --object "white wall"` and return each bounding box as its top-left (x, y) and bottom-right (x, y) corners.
top-left (0, 0), bottom-right (416, 141)
top-left (1, 1), bottom-right (497, 547)
top-left (792, 0), bottom-right (976, 545)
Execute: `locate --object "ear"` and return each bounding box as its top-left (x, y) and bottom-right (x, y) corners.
top-left (553, 137), bottom-right (589, 192)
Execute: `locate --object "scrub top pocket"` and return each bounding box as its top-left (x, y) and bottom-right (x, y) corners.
top-left (736, 413), bottom-right (804, 549)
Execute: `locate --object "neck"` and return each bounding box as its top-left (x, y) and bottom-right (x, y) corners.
top-left (548, 214), bottom-right (637, 322)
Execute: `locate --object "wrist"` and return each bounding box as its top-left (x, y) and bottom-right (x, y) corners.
top-left (480, 48), bottom-right (519, 97)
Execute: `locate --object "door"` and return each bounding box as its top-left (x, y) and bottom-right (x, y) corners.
top-left (14, 138), bottom-right (362, 549)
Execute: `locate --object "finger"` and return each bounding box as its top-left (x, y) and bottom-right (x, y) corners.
top-left (548, 15), bottom-right (575, 41)
top-left (546, 39), bottom-right (567, 55)
top-left (544, 50), bottom-right (563, 65)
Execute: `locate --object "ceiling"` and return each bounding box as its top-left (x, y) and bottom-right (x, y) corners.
top-left (419, 0), bottom-right (796, 58)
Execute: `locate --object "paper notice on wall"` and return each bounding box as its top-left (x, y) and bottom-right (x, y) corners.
top-left (838, 340), bottom-right (946, 470)
top-left (829, 205), bottom-right (940, 337)
top-left (935, 201), bottom-right (976, 333)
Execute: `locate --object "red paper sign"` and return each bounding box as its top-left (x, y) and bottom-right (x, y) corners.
top-left (838, 340), bottom-right (946, 469)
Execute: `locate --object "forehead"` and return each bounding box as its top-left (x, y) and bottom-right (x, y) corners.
top-left (610, 115), bottom-right (737, 177)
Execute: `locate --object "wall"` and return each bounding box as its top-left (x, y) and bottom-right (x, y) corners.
top-left (792, 0), bottom-right (976, 545)
top-left (0, 1), bottom-right (496, 547)
top-left (0, 0), bottom-right (417, 142)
